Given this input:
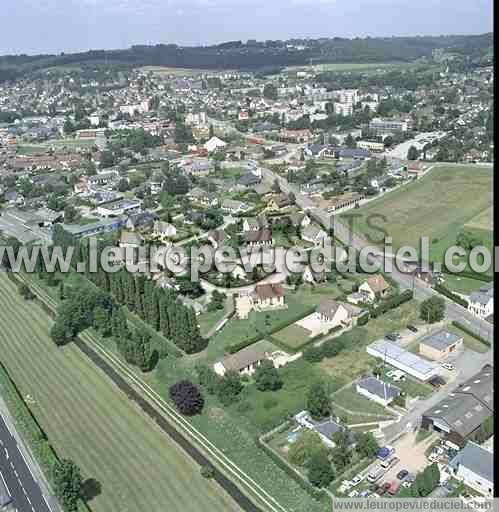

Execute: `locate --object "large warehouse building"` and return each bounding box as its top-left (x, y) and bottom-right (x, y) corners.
top-left (421, 365), bottom-right (493, 448)
top-left (366, 340), bottom-right (440, 381)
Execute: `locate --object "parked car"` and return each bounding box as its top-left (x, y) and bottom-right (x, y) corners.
top-left (407, 324), bottom-right (418, 333)
top-left (402, 481), bottom-right (412, 489)
top-left (385, 333), bottom-right (398, 341)
top-left (441, 363), bottom-right (455, 371)
top-left (429, 375), bottom-right (446, 388)
top-left (397, 469), bottom-right (409, 480)
top-left (351, 475), bottom-right (362, 485)
top-left (359, 490), bottom-right (371, 498)
top-left (348, 490), bottom-right (359, 498)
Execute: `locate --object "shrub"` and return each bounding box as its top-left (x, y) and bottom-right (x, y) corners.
top-left (200, 465), bottom-right (215, 479)
top-left (169, 380), bottom-right (205, 416)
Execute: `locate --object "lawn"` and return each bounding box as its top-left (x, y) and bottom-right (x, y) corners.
top-left (272, 323), bottom-right (312, 349)
top-left (343, 165), bottom-right (493, 274)
top-left (233, 359), bottom-right (341, 432)
top-left (0, 274), bottom-right (240, 512)
top-left (331, 386), bottom-right (394, 417)
top-left (441, 274), bottom-right (490, 295)
top-left (198, 308), bottom-right (227, 337)
top-left (380, 367), bottom-right (433, 399)
top-left (319, 300), bottom-right (421, 385)
top-left (447, 324), bottom-right (490, 354)
top-left (205, 286), bottom-right (340, 362)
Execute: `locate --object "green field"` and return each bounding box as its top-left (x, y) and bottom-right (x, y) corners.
top-left (343, 165), bottom-right (493, 273)
top-left (0, 274), bottom-right (240, 512)
top-left (441, 274), bottom-right (490, 295)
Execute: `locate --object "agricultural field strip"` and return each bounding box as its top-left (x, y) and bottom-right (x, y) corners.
top-left (0, 275), bottom-right (239, 512)
top-left (19, 275), bottom-right (289, 512)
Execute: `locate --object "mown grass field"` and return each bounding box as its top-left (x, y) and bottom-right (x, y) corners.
top-left (343, 165), bottom-right (493, 273)
top-left (272, 323), bottom-right (312, 349)
top-left (0, 274), bottom-right (241, 512)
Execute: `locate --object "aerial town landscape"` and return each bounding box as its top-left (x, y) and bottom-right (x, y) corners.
top-left (0, 5), bottom-right (494, 512)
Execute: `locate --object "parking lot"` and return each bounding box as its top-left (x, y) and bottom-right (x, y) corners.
top-left (380, 430), bottom-right (437, 484)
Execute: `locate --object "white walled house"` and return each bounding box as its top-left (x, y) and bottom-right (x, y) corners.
top-left (359, 274), bottom-right (390, 302)
top-left (449, 441), bottom-right (494, 496)
top-left (153, 220), bottom-right (177, 239)
top-left (204, 136), bottom-right (227, 153)
top-left (356, 376), bottom-right (401, 407)
top-left (468, 283), bottom-right (493, 319)
top-left (313, 299), bottom-right (359, 329)
top-left (213, 345), bottom-right (268, 377)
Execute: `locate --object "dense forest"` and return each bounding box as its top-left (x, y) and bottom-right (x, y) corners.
top-left (0, 33), bottom-right (492, 82)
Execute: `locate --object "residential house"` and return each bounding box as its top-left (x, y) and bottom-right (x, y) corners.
top-left (359, 274), bottom-right (390, 302)
top-left (204, 136), bottom-right (227, 153)
top-left (250, 284), bottom-right (285, 310)
top-left (289, 212), bottom-right (311, 228)
top-left (188, 187), bottom-right (219, 207)
top-left (302, 264), bottom-right (327, 284)
top-left (183, 160), bottom-right (214, 177)
top-left (221, 199), bottom-right (249, 215)
top-left (419, 330), bottom-right (464, 361)
top-left (294, 411), bottom-right (347, 449)
top-left (119, 230), bottom-right (145, 249)
top-left (238, 172), bottom-right (261, 189)
top-left (301, 225), bottom-right (328, 246)
top-left (213, 345), bottom-right (269, 377)
top-left (266, 193), bottom-right (291, 211)
top-left (279, 128), bottom-right (312, 143)
top-left (207, 229), bottom-right (229, 249)
top-left (448, 441), bottom-right (494, 496)
top-left (356, 376), bottom-right (401, 407)
top-left (242, 214), bottom-right (268, 232)
top-left (314, 298), bottom-right (358, 328)
top-left (468, 283), bottom-right (494, 319)
top-left (413, 267), bottom-right (443, 286)
top-left (245, 228), bottom-right (273, 247)
top-left (153, 220), bottom-right (177, 239)
top-left (125, 211), bottom-right (158, 231)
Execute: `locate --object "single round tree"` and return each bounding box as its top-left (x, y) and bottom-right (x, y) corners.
top-left (306, 382), bottom-right (331, 420)
top-left (169, 380), bottom-right (204, 416)
top-left (419, 296), bottom-right (445, 323)
top-left (254, 360), bottom-right (283, 391)
top-left (307, 450), bottom-right (335, 488)
top-left (52, 459), bottom-right (83, 512)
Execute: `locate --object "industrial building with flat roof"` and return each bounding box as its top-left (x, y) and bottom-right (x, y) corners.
top-left (366, 340), bottom-right (440, 381)
top-left (418, 329), bottom-right (463, 361)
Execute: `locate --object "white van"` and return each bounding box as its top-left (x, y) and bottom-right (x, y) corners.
top-left (380, 456), bottom-right (399, 470)
top-left (367, 465), bottom-right (386, 483)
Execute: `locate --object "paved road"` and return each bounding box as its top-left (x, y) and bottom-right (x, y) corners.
top-left (261, 165), bottom-right (494, 342)
top-left (380, 348), bottom-right (491, 443)
top-left (0, 414), bottom-right (52, 512)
